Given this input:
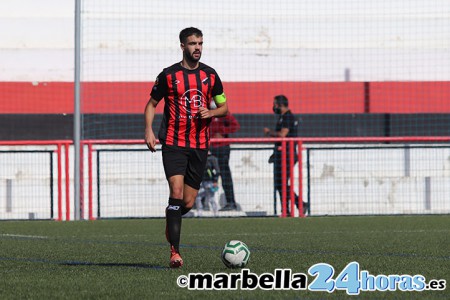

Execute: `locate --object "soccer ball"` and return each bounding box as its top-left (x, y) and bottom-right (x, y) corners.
top-left (221, 240), bottom-right (250, 268)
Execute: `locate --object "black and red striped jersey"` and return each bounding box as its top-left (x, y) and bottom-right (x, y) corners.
top-left (150, 62), bottom-right (224, 149)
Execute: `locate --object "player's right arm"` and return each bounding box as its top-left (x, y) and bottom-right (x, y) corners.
top-left (145, 71), bottom-right (167, 152)
top-left (144, 98), bottom-right (159, 152)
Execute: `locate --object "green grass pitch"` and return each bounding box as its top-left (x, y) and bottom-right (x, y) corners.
top-left (0, 215), bottom-right (449, 299)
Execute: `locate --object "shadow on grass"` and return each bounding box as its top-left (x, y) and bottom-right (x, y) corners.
top-left (61, 261), bottom-right (169, 270)
top-left (1, 256), bottom-right (169, 270)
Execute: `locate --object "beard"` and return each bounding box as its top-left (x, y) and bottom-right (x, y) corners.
top-left (184, 49), bottom-right (201, 63)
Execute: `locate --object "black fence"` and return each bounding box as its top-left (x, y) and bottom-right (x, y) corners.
top-left (1, 113), bottom-right (450, 140)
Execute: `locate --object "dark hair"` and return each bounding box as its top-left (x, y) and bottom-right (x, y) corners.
top-left (179, 27), bottom-right (203, 44)
top-left (274, 95), bottom-right (289, 107)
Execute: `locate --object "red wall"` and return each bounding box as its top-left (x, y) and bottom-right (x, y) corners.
top-left (1, 81), bottom-right (449, 114)
top-left (370, 82), bottom-right (450, 113)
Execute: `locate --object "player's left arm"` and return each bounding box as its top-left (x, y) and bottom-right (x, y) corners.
top-left (198, 100), bottom-right (228, 119)
top-left (212, 100), bottom-right (228, 118)
top-left (198, 72), bottom-right (228, 118)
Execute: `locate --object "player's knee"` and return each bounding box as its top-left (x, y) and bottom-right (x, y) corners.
top-left (170, 186), bottom-right (184, 199)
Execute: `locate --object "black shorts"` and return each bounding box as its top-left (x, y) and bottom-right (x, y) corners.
top-left (161, 144), bottom-right (208, 190)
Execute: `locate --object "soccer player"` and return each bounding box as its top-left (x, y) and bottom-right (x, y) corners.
top-left (144, 27), bottom-right (228, 268)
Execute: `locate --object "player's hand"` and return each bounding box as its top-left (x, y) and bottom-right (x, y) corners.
top-left (263, 127), bottom-right (271, 136)
top-left (198, 106), bottom-right (214, 119)
top-left (145, 128), bottom-right (157, 152)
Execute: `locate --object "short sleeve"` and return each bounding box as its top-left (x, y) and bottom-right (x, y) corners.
top-left (211, 72), bottom-right (224, 97)
top-left (150, 71), bottom-right (167, 101)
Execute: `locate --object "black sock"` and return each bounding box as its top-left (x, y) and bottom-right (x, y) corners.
top-left (166, 197), bottom-right (183, 252)
top-left (181, 206), bottom-right (192, 216)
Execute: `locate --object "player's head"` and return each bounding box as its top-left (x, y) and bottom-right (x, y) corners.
top-left (179, 27), bottom-right (203, 44)
top-left (180, 27), bottom-right (203, 64)
top-left (273, 95), bottom-right (289, 114)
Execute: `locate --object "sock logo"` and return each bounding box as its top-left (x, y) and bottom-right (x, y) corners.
top-left (168, 205), bottom-right (181, 211)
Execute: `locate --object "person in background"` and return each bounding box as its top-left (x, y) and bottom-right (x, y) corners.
top-left (210, 103), bottom-right (240, 211)
top-left (195, 151), bottom-right (220, 217)
top-left (263, 95), bottom-right (309, 216)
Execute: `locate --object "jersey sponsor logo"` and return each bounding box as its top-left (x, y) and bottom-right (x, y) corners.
top-left (180, 89), bottom-right (205, 109)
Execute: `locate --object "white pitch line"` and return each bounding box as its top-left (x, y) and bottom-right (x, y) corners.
top-left (183, 229), bottom-right (450, 237)
top-left (0, 233), bottom-right (48, 239)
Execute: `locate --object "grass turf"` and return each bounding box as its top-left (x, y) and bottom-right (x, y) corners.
top-left (0, 215), bottom-right (449, 299)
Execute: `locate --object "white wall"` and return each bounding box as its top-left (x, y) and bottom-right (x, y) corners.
top-left (308, 147), bottom-right (450, 215)
top-left (1, 0), bottom-right (449, 81)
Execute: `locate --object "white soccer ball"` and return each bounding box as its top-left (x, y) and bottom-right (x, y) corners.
top-left (221, 240), bottom-right (250, 268)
